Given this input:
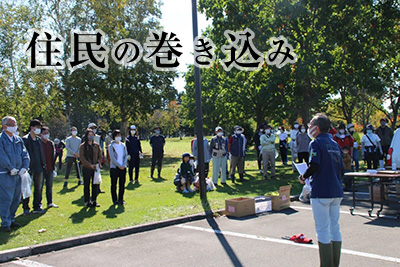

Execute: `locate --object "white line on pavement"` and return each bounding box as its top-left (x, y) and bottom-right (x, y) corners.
top-left (176, 224), bottom-right (400, 264)
top-left (11, 260), bottom-right (53, 267)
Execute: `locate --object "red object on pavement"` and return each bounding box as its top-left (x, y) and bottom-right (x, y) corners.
top-left (290, 234), bottom-right (313, 244)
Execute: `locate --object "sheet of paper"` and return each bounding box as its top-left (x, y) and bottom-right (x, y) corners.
top-left (295, 163), bottom-right (308, 175)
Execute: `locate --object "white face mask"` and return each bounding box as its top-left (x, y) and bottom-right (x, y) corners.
top-left (339, 129), bottom-right (345, 134)
top-left (15, 131), bottom-right (20, 136)
top-left (92, 129), bottom-right (97, 134)
top-left (34, 128), bottom-right (41, 135)
top-left (260, 129), bottom-right (264, 132)
top-left (294, 124), bottom-right (299, 129)
top-left (6, 126), bottom-right (18, 134)
top-left (236, 130), bottom-right (242, 135)
top-left (301, 129), bottom-right (306, 133)
top-left (217, 132), bottom-right (223, 136)
top-left (265, 129), bottom-right (271, 134)
top-left (131, 130), bottom-right (136, 135)
top-left (115, 136), bottom-right (122, 142)
top-left (108, 133), bottom-right (112, 136)
top-left (42, 134), bottom-right (50, 140)
top-left (189, 159), bottom-right (194, 165)
top-left (72, 131), bottom-right (78, 136)
top-left (307, 125), bottom-right (317, 139)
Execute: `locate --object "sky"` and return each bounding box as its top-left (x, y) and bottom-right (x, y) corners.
top-left (159, 0), bottom-right (212, 92)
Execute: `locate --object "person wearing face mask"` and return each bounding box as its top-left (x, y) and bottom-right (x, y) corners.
top-left (296, 125), bottom-right (311, 164)
top-left (126, 125), bottom-right (142, 184)
top-left (53, 138), bottom-right (65, 171)
top-left (108, 130), bottom-right (128, 205)
top-left (347, 123), bottom-right (361, 172)
top-left (79, 129), bottom-right (102, 208)
top-left (278, 126), bottom-right (289, 166)
top-left (210, 127), bottom-right (229, 185)
top-left (361, 124), bottom-right (383, 170)
top-left (290, 121), bottom-right (300, 171)
top-left (253, 125), bottom-right (264, 173)
top-left (22, 119), bottom-right (47, 214)
top-left (0, 116), bottom-right (30, 232)
top-left (64, 127), bottom-right (82, 188)
top-left (192, 135), bottom-right (211, 178)
top-left (298, 113), bottom-right (344, 267)
top-left (87, 123), bottom-right (105, 193)
top-left (149, 126), bottom-right (165, 178)
top-left (104, 130), bottom-right (113, 166)
top-left (375, 118), bottom-right (393, 169)
top-left (260, 125), bottom-right (276, 180)
top-left (333, 124), bottom-right (354, 158)
top-left (228, 126), bottom-right (247, 183)
top-left (40, 127), bottom-right (58, 209)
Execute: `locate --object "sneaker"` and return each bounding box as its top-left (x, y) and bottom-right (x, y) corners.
top-left (32, 209), bottom-right (46, 214)
top-left (78, 180), bottom-right (84, 186)
top-left (129, 180), bottom-right (134, 184)
top-left (23, 209), bottom-right (30, 215)
top-left (118, 200), bottom-right (126, 205)
top-left (188, 187), bottom-right (194, 193)
top-left (221, 182), bottom-right (227, 185)
top-left (92, 202), bottom-right (100, 207)
top-left (63, 181), bottom-right (68, 188)
top-left (85, 202), bottom-right (92, 208)
top-left (113, 201), bottom-right (119, 205)
top-left (259, 169), bottom-right (263, 174)
top-left (182, 188), bottom-right (189, 194)
top-left (134, 179), bottom-right (139, 184)
top-left (47, 203), bottom-right (59, 208)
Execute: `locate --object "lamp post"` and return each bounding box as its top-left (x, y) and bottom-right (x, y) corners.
top-left (191, 0), bottom-right (206, 199)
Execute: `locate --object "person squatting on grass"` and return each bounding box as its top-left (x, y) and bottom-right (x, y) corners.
top-left (79, 128), bottom-right (102, 208)
top-left (180, 153), bottom-right (194, 193)
top-left (0, 116), bottom-right (30, 232)
top-left (108, 130), bottom-right (128, 206)
top-left (210, 127), bottom-right (228, 186)
top-left (298, 113), bottom-right (344, 267)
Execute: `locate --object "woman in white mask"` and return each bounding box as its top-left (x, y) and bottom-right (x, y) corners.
top-left (361, 124), bottom-right (382, 169)
top-left (108, 129), bottom-right (128, 205)
top-left (296, 125), bottom-right (311, 164)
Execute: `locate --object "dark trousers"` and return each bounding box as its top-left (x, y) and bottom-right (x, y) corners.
top-left (151, 152), bottom-right (163, 175)
top-left (256, 147), bottom-right (262, 170)
top-left (82, 167), bottom-right (99, 203)
top-left (110, 168), bottom-right (126, 203)
top-left (381, 145), bottom-right (389, 160)
top-left (195, 162), bottom-right (210, 177)
top-left (279, 142), bottom-right (288, 164)
top-left (65, 156), bottom-right (81, 180)
top-left (54, 152), bottom-right (63, 170)
top-left (128, 154), bottom-right (140, 181)
top-left (365, 152), bottom-right (379, 169)
top-left (42, 170), bottom-right (54, 205)
top-left (298, 152), bottom-right (309, 164)
top-left (22, 172), bottom-right (43, 211)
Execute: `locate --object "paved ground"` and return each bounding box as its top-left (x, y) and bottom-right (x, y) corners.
top-left (2, 191), bottom-right (400, 267)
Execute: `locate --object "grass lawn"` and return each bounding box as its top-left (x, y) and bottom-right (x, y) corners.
top-left (1, 136), bottom-right (310, 250)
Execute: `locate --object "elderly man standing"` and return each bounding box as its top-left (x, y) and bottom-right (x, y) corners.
top-left (0, 116), bottom-right (30, 232)
top-left (209, 127), bottom-right (228, 185)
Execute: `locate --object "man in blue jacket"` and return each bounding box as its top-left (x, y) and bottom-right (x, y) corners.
top-left (299, 113), bottom-right (344, 267)
top-left (0, 116), bottom-right (30, 232)
top-left (228, 126), bottom-right (246, 183)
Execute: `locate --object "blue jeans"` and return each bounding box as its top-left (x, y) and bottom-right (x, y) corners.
top-left (311, 198), bottom-right (342, 244)
top-left (0, 174), bottom-right (21, 227)
top-left (353, 148), bottom-right (359, 172)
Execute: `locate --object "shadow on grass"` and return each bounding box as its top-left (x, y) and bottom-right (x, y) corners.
top-left (151, 176), bottom-right (167, 183)
top-left (140, 155), bottom-right (181, 168)
top-left (58, 184), bottom-right (79, 195)
top-left (69, 206), bottom-right (97, 224)
top-left (71, 195), bottom-right (85, 207)
top-left (102, 204), bottom-right (125, 219)
top-left (126, 182), bottom-right (142, 191)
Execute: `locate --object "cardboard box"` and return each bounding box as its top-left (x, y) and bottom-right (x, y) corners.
top-left (225, 197), bottom-right (256, 217)
top-left (369, 185), bottom-right (388, 202)
top-left (254, 196), bottom-right (272, 214)
top-left (265, 185), bottom-right (292, 211)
